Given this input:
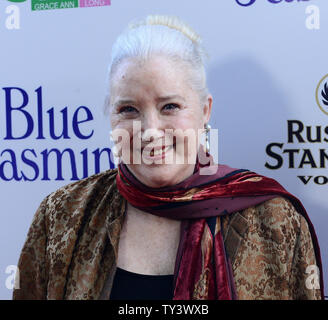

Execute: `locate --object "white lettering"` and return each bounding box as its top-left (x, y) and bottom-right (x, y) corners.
top-left (5, 265), bottom-right (20, 290)
top-left (202, 305), bottom-right (209, 314)
top-left (5, 5), bottom-right (20, 30)
top-left (118, 304), bottom-right (152, 318)
top-left (305, 265), bottom-right (320, 289)
top-left (60, 1), bottom-right (75, 9)
top-left (305, 5), bottom-right (320, 30)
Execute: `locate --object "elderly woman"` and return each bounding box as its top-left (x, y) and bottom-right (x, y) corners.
top-left (13, 15), bottom-right (323, 300)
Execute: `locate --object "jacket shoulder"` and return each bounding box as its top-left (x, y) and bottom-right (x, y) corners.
top-left (48, 168), bottom-right (117, 200)
top-left (42, 169), bottom-right (119, 223)
top-left (225, 197), bottom-right (302, 242)
top-left (248, 196), bottom-right (303, 241)
top-left (53, 168), bottom-right (117, 193)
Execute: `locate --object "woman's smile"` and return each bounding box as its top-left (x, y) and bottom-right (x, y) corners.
top-left (141, 144), bottom-right (174, 161)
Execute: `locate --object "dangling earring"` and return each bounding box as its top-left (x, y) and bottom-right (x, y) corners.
top-left (204, 123), bottom-right (211, 154)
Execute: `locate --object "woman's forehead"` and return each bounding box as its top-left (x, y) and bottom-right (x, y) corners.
top-left (110, 56), bottom-right (193, 99)
top-left (112, 55), bottom-right (189, 82)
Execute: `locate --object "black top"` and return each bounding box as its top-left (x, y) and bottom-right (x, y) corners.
top-left (109, 267), bottom-right (175, 300)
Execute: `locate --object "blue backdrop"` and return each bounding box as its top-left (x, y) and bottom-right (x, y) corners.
top-left (0, 0), bottom-right (327, 299)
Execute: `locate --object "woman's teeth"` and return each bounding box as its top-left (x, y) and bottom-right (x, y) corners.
top-left (150, 145), bottom-right (171, 157)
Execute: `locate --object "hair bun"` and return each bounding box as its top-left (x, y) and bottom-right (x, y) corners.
top-left (128, 14), bottom-right (202, 44)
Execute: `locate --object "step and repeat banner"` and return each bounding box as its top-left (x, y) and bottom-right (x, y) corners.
top-left (0, 0), bottom-right (327, 299)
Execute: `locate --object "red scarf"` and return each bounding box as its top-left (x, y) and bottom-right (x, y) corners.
top-left (116, 161), bottom-right (324, 300)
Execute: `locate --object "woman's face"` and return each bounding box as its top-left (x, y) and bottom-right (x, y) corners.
top-left (109, 55), bottom-right (212, 188)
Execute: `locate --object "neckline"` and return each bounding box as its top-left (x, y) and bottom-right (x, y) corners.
top-left (116, 267), bottom-right (174, 279)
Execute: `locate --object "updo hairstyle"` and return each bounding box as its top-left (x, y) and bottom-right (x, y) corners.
top-left (104, 14), bottom-right (209, 112)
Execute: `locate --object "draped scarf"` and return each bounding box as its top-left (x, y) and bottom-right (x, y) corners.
top-left (116, 157), bottom-right (324, 300)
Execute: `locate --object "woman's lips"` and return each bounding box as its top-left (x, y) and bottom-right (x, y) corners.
top-left (141, 144), bottom-right (174, 160)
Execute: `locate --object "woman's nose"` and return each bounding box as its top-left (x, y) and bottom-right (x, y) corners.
top-left (140, 113), bottom-right (164, 142)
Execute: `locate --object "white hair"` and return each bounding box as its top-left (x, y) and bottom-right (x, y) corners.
top-left (104, 15), bottom-right (209, 113)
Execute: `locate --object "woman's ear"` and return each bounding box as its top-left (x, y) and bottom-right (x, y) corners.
top-left (203, 94), bottom-right (213, 124)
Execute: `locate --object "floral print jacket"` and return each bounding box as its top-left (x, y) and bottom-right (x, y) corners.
top-left (13, 169), bottom-right (322, 300)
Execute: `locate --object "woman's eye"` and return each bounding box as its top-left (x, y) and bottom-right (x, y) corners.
top-left (119, 106), bottom-right (138, 114)
top-left (162, 103), bottom-right (180, 111)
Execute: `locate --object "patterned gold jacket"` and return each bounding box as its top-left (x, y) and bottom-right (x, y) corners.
top-left (13, 169), bottom-right (321, 300)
